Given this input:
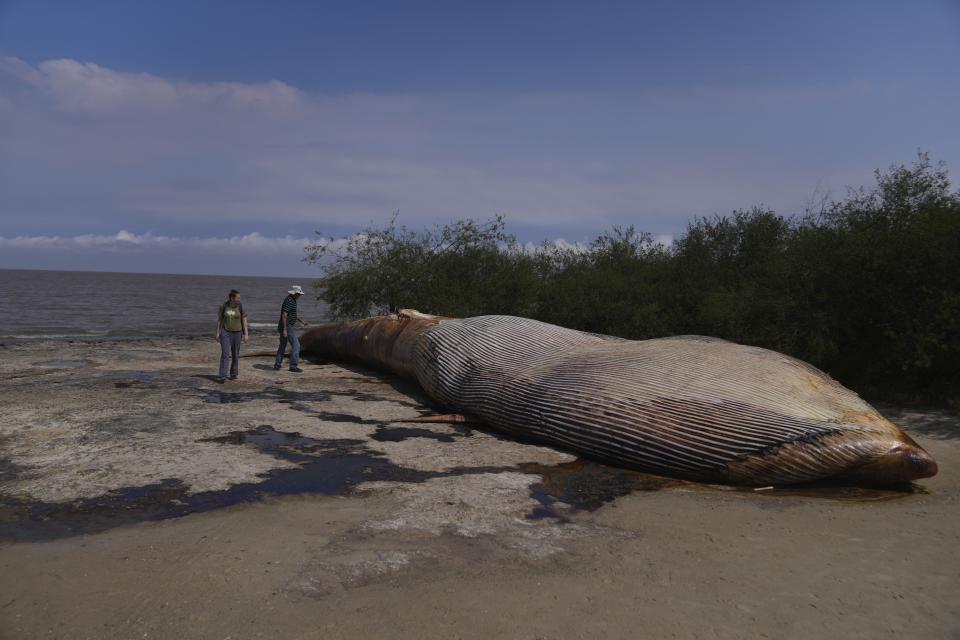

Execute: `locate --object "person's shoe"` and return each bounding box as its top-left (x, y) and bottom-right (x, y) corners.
top-left (228, 376), bottom-right (237, 381)
top-left (289, 367), bottom-right (303, 373)
top-left (273, 364), bottom-right (281, 371)
top-left (216, 377), bottom-right (226, 384)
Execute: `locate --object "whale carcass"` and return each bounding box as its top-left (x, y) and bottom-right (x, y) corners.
top-left (298, 311), bottom-right (937, 486)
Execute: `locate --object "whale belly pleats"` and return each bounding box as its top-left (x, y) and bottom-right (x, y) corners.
top-left (411, 315), bottom-right (934, 485)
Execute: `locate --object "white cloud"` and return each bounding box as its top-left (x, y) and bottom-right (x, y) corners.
top-left (522, 238), bottom-right (590, 254)
top-left (521, 233), bottom-right (673, 254)
top-left (1, 56), bottom-right (302, 115)
top-left (652, 234), bottom-right (674, 247)
top-left (1, 54), bottom-right (926, 241)
top-left (0, 230), bottom-right (320, 254)
top-left (0, 230), bottom-right (670, 258)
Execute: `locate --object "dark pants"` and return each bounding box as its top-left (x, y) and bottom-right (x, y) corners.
top-left (275, 325), bottom-right (299, 368)
top-left (219, 330), bottom-right (241, 378)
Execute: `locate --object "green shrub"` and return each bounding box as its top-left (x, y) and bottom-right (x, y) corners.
top-left (306, 154), bottom-right (960, 408)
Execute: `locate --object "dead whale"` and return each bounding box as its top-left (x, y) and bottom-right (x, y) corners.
top-left (298, 310), bottom-right (937, 487)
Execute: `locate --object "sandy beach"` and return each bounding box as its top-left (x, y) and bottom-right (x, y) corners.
top-left (1, 336), bottom-right (958, 640)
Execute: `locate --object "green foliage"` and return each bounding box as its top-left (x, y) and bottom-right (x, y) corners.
top-left (306, 153), bottom-right (960, 407)
top-left (305, 214), bottom-right (540, 318)
top-left (533, 226), bottom-right (674, 338)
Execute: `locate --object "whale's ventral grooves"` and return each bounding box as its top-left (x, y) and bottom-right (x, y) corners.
top-left (300, 312), bottom-right (937, 486)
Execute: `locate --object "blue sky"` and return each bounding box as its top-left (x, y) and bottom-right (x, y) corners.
top-left (1, 0), bottom-right (958, 275)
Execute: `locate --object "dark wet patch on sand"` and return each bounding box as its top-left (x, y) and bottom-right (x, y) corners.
top-left (521, 460), bottom-right (685, 520)
top-left (0, 453), bottom-right (30, 485)
top-left (0, 421), bottom-right (928, 541)
top-left (334, 375), bottom-right (383, 384)
top-left (113, 371), bottom-right (156, 388)
top-left (518, 458), bottom-right (924, 521)
top-left (371, 427), bottom-right (460, 443)
top-left (33, 359), bottom-right (89, 368)
top-left (0, 425), bottom-right (509, 541)
top-left (197, 384), bottom-right (417, 409)
top-left (200, 425), bottom-right (367, 459)
top-left (201, 386), bottom-right (333, 405)
top-left (316, 411), bottom-right (382, 425)
top-left (351, 391), bottom-right (422, 407)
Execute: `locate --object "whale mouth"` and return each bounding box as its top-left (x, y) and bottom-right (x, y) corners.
top-left (726, 425), bottom-right (940, 487)
top-left (893, 444), bottom-right (939, 479)
top-left (839, 441), bottom-right (938, 485)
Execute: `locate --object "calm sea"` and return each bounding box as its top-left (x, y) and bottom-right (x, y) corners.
top-left (0, 269), bottom-right (330, 341)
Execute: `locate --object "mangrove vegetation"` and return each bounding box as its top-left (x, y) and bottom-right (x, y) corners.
top-left (306, 153), bottom-right (960, 408)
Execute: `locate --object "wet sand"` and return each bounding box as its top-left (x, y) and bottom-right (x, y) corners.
top-left (0, 337), bottom-right (958, 639)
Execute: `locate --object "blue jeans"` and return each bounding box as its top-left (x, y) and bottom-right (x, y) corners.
top-left (275, 325), bottom-right (299, 368)
top-left (219, 330), bottom-right (241, 378)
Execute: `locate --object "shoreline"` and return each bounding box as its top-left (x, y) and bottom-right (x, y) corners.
top-left (0, 335), bottom-right (958, 638)
top-left (0, 326), bottom-right (286, 344)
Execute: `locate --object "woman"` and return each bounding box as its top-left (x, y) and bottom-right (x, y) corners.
top-left (215, 289), bottom-right (248, 382)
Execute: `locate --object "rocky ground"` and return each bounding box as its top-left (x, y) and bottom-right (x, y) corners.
top-left (0, 336), bottom-right (957, 639)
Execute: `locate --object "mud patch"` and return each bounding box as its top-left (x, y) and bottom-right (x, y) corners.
top-left (200, 386), bottom-right (333, 405)
top-left (198, 384), bottom-right (423, 415)
top-left (200, 424), bottom-right (366, 459)
top-left (0, 456), bottom-right (29, 484)
top-left (113, 371), bottom-right (156, 388)
top-left (519, 459), bottom-right (923, 520)
top-left (33, 359), bottom-right (89, 368)
top-left (371, 427), bottom-right (459, 443)
top-left (334, 375), bottom-right (383, 384)
top-left (75, 412), bottom-right (174, 439)
top-left (0, 422), bottom-right (926, 541)
top-left (316, 412), bottom-right (381, 424)
top-left (350, 391), bottom-right (422, 407)
top-left (521, 460), bottom-right (684, 520)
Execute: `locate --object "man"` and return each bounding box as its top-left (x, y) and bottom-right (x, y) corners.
top-left (215, 289), bottom-right (248, 382)
top-left (274, 285), bottom-right (308, 372)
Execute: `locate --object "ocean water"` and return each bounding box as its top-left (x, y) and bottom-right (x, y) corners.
top-left (0, 269), bottom-right (329, 341)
